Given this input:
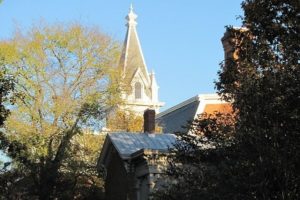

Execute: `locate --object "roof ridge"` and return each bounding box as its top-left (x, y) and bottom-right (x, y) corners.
top-left (156, 93), bottom-right (223, 118)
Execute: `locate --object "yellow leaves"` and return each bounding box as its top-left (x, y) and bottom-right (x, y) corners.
top-left (72, 133), bottom-right (105, 158)
top-left (107, 110), bottom-right (144, 132)
top-left (1, 22), bottom-right (123, 165)
top-left (52, 94), bottom-right (77, 118)
top-left (107, 109), bottom-right (163, 133)
top-left (5, 111), bottom-right (49, 159)
top-left (25, 32), bottom-right (46, 66)
top-left (0, 41), bottom-right (18, 64)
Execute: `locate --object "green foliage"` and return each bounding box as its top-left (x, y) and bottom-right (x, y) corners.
top-left (0, 23), bottom-right (121, 199)
top-left (153, 112), bottom-right (236, 200)
top-left (0, 57), bottom-right (15, 160)
top-left (53, 133), bottom-right (106, 199)
top-left (155, 0), bottom-right (300, 199)
top-left (0, 72), bottom-right (14, 126)
top-left (0, 49), bottom-right (17, 200)
top-left (216, 1), bottom-right (300, 198)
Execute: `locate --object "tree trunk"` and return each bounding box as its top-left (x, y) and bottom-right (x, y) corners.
top-left (38, 129), bottom-right (77, 199)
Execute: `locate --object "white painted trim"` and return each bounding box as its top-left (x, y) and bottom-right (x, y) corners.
top-left (195, 94), bottom-right (229, 119)
top-left (132, 27), bottom-right (150, 83)
top-left (156, 95), bottom-right (199, 118)
top-left (125, 101), bottom-right (165, 107)
top-left (132, 67), bottom-right (150, 87)
top-left (156, 94), bottom-right (227, 119)
top-left (123, 27), bottom-right (131, 74)
top-left (122, 10), bottom-right (150, 84)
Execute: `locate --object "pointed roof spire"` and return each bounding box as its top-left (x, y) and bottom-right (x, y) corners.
top-left (130, 3), bottom-right (133, 11)
top-left (126, 4), bottom-right (137, 27)
top-left (117, 5), bottom-right (164, 113)
top-left (120, 5), bottom-right (150, 85)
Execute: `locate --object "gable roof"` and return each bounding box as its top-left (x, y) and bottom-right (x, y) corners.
top-left (99, 133), bottom-right (177, 166)
top-left (156, 94), bottom-right (232, 133)
top-left (156, 99), bottom-right (200, 134)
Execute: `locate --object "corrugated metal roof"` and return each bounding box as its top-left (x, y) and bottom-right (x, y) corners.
top-left (108, 133), bottom-right (177, 159)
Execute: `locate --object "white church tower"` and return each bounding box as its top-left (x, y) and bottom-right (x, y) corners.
top-left (119, 5), bottom-right (164, 115)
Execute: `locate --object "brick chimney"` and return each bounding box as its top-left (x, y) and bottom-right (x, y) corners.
top-left (221, 27), bottom-right (249, 64)
top-left (143, 109), bottom-right (155, 133)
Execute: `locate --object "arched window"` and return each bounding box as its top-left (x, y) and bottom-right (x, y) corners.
top-left (135, 82), bottom-right (142, 99)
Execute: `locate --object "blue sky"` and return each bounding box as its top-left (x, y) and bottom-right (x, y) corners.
top-left (0, 0), bottom-right (243, 110)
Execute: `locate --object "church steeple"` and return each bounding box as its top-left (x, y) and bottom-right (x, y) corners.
top-left (126, 4), bottom-right (137, 27)
top-left (118, 5), bottom-right (164, 115)
top-left (120, 5), bottom-right (150, 84)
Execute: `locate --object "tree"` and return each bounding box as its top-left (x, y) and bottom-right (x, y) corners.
top-left (0, 23), bottom-right (121, 199)
top-left (153, 112), bottom-right (236, 200)
top-left (215, 0), bottom-right (300, 198)
top-left (54, 133), bottom-right (106, 199)
top-left (107, 110), bottom-right (144, 132)
top-left (106, 109), bottom-right (162, 133)
top-left (155, 0), bottom-right (300, 199)
top-left (0, 56), bottom-right (16, 199)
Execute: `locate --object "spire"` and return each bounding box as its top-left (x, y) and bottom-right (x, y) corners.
top-left (126, 4), bottom-right (137, 27)
top-left (120, 5), bottom-right (150, 85)
top-left (117, 5), bottom-right (164, 114)
top-left (150, 70), bottom-right (159, 102)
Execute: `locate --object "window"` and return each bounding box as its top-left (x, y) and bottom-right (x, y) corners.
top-left (135, 82), bottom-right (142, 99)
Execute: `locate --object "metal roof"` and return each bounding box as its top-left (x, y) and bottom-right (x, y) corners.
top-left (108, 133), bottom-right (177, 159)
top-left (156, 100), bottom-right (200, 133)
top-left (156, 94), bottom-right (229, 133)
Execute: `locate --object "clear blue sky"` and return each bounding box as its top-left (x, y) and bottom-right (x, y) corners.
top-left (0, 0), bottom-right (243, 111)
